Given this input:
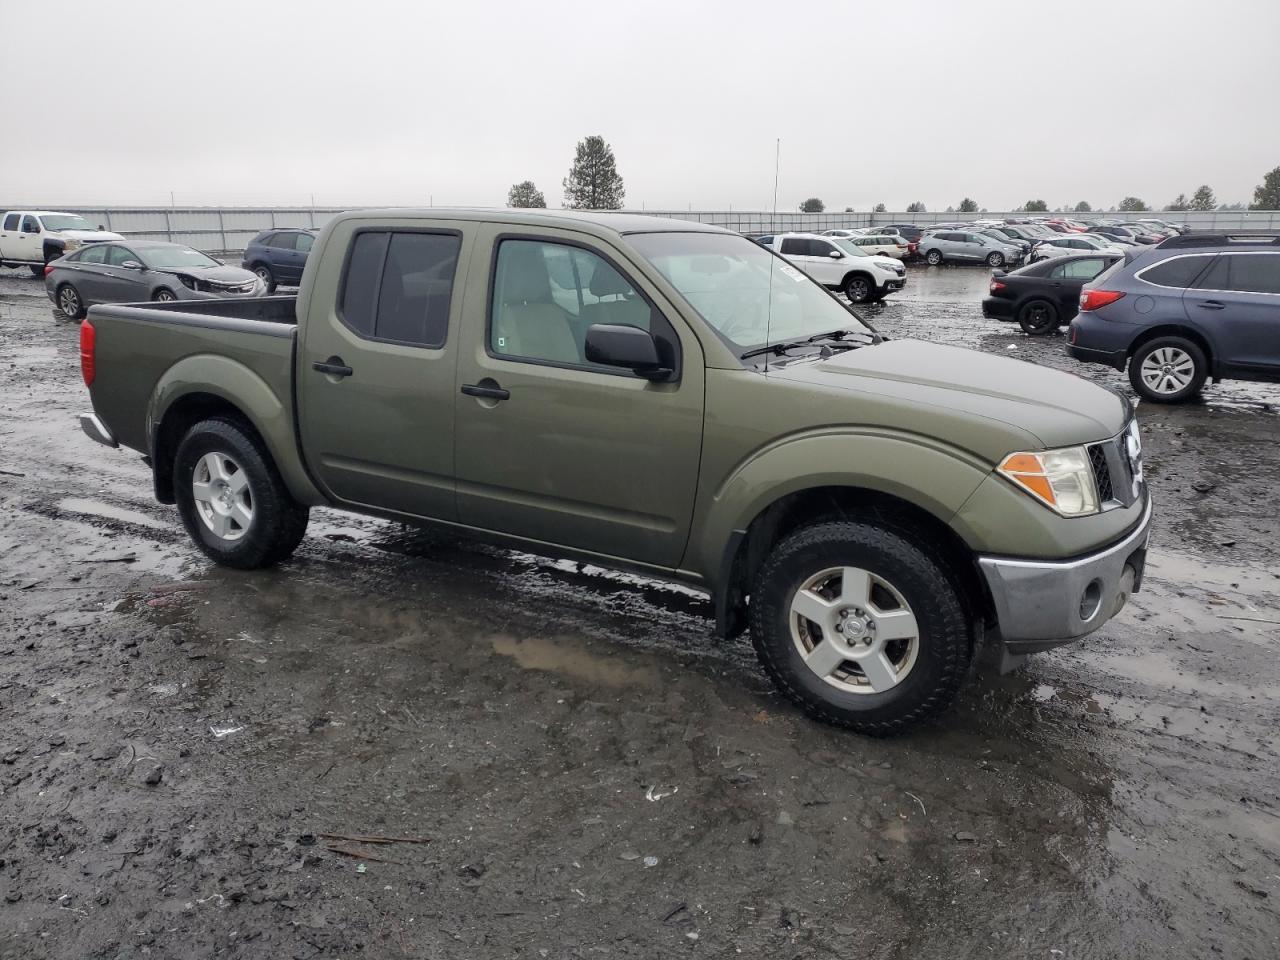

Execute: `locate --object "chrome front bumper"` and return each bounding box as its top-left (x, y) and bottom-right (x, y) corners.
top-left (80, 412), bottom-right (118, 448)
top-left (978, 499), bottom-right (1152, 651)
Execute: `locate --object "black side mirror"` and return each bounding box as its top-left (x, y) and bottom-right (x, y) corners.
top-left (585, 324), bottom-right (672, 380)
top-left (98, 224), bottom-right (106, 231)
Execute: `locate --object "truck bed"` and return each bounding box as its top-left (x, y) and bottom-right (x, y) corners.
top-left (85, 297), bottom-right (299, 456)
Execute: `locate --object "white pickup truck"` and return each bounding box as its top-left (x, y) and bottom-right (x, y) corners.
top-left (0, 210), bottom-right (123, 276)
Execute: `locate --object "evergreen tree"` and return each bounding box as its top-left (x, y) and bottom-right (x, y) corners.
top-left (506, 180), bottom-right (546, 208)
top-left (562, 136), bottom-right (625, 209)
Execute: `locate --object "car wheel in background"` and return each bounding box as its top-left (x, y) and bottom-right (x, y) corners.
top-left (29, 265), bottom-right (44, 277)
top-left (173, 417), bottom-right (309, 569)
top-left (1016, 299), bottom-right (1059, 335)
top-left (925, 249), bottom-right (943, 266)
top-left (1128, 336), bottom-right (1207, 404)
top-left (154, 289), bottom-right (177, 302)
top-left (56, 283), bottom-right (85, 320)
top-left (986, 252), bottom-right (1005, 268)
top-left (749, 520), bottom-right (972, 735)
top-left (844, 274), bottom-right (872, 303)
top-left (252, 264), bottom-right (276, 294)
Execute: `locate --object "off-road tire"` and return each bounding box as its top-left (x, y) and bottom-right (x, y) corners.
top-left (749, 520), bottom-right (972, 735)
top-left (1128, 335), bottom-right (1207, 404)
top-left (1017, 298), bottom-right (1059, 335)
top-left (173, 417), bottom-right (309, 569)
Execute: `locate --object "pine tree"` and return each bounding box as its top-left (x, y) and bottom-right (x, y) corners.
top-left (506, 181), bottom-right (546, 208)
top-left (562, 136), bottom-right (625, 210)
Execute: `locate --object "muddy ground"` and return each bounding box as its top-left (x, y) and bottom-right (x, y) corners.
top-left (1, 264), bottom-right (1277, 959)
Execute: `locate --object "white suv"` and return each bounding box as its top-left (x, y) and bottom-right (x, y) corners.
top-left (768, 233), bottom-right (906, 303)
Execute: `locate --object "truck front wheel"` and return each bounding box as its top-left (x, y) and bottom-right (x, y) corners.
top-left (749, 520), bottom-right (972, 735)
top-left (173, 417), bottom-right (309, 569)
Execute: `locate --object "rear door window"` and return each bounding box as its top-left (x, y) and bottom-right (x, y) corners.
top-left (79, 245), bottom-right (108, 264)
top-left (1055, 257), bottom-right (1106, 279)
top-left (272, 232), bottom-right (297, 251)
top-left (339, 230), bottom-right (461, 348)
top-left (780, 237), bottom-right (808, 256)
top-left (296, 233), bottom-right (314, 253)
top-left (1217, 253), bottom-right (1280, 295)
top-left (2, 214), bottom-right (18, 231)
top-left (1141, 255), bottom-right (1214, 289)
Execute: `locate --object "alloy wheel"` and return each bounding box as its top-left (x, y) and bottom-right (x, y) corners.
top-left (58, 287), bottom-right (79, 315)
top-left (789, 566), bottom-right (920, 694)
top-left (1140, 347), bottom-right (1195, 395)
top-left (192, 451), bottom-right (254, 541)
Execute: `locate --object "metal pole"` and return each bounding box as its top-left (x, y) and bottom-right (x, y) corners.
top-left (217, 210), bottom-right (226, 255)
top-left (772, 138), bottom-right (780, 232)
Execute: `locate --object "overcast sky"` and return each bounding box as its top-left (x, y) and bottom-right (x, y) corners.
top-left (4, 0), bottom-right (1278, 211)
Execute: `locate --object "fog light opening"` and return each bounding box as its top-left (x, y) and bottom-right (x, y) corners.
top-left (1079, 579), bottom-right (1104, 622)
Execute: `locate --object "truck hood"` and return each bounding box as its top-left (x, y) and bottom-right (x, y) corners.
top-left (61, 230), bottom-right (125, 242)
top-left (771, 338), bottom-right (1130, 457)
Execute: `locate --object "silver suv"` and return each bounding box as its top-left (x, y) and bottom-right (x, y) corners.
top-left (920, 230), bottom-right (1023, 268)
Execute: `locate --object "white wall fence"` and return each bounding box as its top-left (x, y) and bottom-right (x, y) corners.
top-left (6, 205), bottom-right (1278, 252)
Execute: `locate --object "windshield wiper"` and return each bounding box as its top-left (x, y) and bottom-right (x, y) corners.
top-left (740, 329), bottom-right (877, 361)
top-left (803, 328), bottom-right (876, 345)
top-left (740, 340), bottom-right (809, 361)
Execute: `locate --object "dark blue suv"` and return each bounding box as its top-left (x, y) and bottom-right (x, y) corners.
top-left (241, 228), bottom-right (317, 293)
top-left (1068, 234), bottom-right (1280, 403)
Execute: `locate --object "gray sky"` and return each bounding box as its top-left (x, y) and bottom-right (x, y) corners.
top-left (5, 0), bottom-right (1278, 211)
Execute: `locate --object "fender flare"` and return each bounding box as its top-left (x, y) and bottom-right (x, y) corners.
top-left (147, 354), bottom-right (323, 505)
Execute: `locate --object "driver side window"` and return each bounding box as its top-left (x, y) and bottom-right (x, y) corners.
top-left (489, 239), bottom-right (656, 371)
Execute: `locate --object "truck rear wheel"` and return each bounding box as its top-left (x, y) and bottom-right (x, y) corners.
top-left (749, 520), bottom-right (971, 735)
top-left (173, 417), bottom-right (309, 569)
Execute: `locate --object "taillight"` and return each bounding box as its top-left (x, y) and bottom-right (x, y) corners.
top-left (990, 280), bottom-right (1006, 293)
top-left (1079, 290), bottom-right (1125, 312)
top-left (80, 319), bottom-right (96, 386)
top-left (43, 264), bottom-right (55, 277)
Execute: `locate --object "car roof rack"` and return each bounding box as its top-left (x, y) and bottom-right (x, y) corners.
top-left (1158, 232), bottom-right (1280, 248)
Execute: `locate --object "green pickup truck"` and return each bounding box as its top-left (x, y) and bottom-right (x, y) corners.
top-left (77, 209), bottom-right (1151, 734)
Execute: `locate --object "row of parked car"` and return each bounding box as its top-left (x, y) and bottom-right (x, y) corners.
top-left (0, 209), bottom-right (318, 318)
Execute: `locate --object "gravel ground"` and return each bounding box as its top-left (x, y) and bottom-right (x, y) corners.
top-left (1, 263), bottom-right (1277, 959)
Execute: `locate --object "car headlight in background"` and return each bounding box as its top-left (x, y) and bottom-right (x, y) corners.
top-left (998, 447), bottom-right (1099, 516)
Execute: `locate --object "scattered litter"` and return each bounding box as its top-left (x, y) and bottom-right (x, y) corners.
top-left (776, 810), bottom-right (795, 826)
top-left (645, 784), bottom-right (678, 802)
top-left (619, 850), bottom-right (641, 861)
top-left (643, 856), bottom-right (659, 868)
top-left (355, 863), bottom-right (367, 874)
top-left (1006, 344), bottom-right (1017, 350)
top-left (1218, 615), bottom-right (1280, 625)
top-left (329, 846), bottom-right (401, 866)
top-left (1191, 481), bottom-right (1217, 494)
top-left (663, 902), bottom-right (688, 923)
top-left (905, 792), bottom-right (927, 816)
top-left (148, 683), bottom-right (180, 698)
top-left (209, 723), bottom-right (244, 739)
top-left (142, 764), bottom-right (163, 786)
top-left (74, 552), bottom-right (137, 564)
top-left (686, 932), bottom-right (699, 941)
top-left (298, 834), bottom-right (316, 847)
top-left (954, 831), bottom-right (977, 842)
top-left (89, 744), bottom-right (122, 761)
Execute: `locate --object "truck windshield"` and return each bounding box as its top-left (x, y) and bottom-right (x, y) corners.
top-left (628, 232), bottom-right (872, 353)
top-left (39, 214), bottom-right (94, 231)
top-left (141, 246), bottom-right (221, 269)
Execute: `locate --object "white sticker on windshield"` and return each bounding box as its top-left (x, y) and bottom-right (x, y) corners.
top-left (778, 264), bottom-right (807, 283)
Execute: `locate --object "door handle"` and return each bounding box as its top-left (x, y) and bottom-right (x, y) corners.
top-left (461, 382), bottom-right (510, 401)
top-left (312, 356), bottom-right (353, 378)
top-left (1196, 300), bottom-right (1225, 310)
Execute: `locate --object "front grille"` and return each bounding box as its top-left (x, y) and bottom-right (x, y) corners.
top-left (1088, 443), bottom-right (1114, 503)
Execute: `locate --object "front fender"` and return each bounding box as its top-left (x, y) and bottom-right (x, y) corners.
top-left (147, 354), bottom-right (322, 505)
top-left (689, 429), bottom-right (992, 584)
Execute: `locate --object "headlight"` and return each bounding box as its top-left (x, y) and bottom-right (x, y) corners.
top-left (177, 274), bottom-right (201, 291)
top-left (998, 446), bottom-right (1099, 516)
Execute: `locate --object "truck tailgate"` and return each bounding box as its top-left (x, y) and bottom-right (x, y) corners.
top-left (85, 302), bottom-right (297, 455)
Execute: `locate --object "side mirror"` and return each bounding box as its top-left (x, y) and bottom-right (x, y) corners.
top-left (584, 324), bottom-right (672, 380)
top-left (121, 260), bottom-right (144, 270)
top-left (828, 250), bottom-right (842, 259)
top-left (98, 224), bottom-right (106, 231)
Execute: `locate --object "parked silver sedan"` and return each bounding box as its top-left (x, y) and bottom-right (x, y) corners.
top-left (45, 240), bottom-right (266, 319)
top-left (918, 229), bottom-right (1023, 268)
